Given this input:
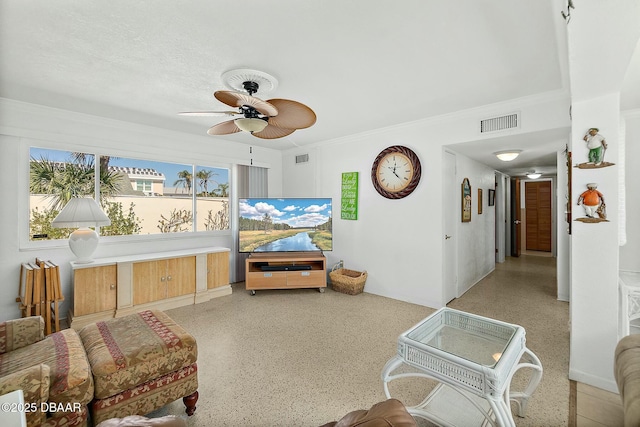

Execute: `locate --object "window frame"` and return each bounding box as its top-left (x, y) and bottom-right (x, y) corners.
top-left (21, 142), bottom-right (232, 250)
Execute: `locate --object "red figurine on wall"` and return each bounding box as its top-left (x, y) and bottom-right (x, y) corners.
top-left (577, 183), bottom-right (607, 222)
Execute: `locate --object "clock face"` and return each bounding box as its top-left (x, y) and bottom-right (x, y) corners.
top-left (371, 146), bottom-right (421, 199)
top-left (376, 152), bottom-right (414, 193)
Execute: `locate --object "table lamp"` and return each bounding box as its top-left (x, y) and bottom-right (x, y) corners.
top-left (51, 197), bottom-right (111, 263)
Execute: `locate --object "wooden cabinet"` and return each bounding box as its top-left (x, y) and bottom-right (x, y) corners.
top-left (73, 265), bottom-right (117, 317)
top-left (70, 247), bottom-right (230, 329)
top-left (133, 257), bottom-right (196, 305)
top-left (207, 252), bottom-right (229, 289)
top-left (245, 252), bottom-right (326, 294)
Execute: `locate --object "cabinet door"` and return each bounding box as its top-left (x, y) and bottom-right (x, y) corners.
top-left (166, 256), bottom-right (196, 298)
top-left (133, 260), bottom-right (165, 305)
top-left (207, 252), bottom-right (229, 289)
top-left (74, 265), bottom-right (117, 316)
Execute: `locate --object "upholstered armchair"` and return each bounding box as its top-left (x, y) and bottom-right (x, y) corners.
top-left (0, 316), bottom-right (94, 427)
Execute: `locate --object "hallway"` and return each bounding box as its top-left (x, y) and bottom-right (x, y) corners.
top-left (448, 255), bottom-right (570, 426)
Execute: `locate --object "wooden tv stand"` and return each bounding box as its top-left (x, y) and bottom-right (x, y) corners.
top-left (245, 252), bottom-right (326, 295)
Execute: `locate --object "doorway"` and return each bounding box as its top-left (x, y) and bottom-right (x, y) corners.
top-left (524, 181), bottom-right (552, 252)
top-left (443, 151), bottom-right (457, 304)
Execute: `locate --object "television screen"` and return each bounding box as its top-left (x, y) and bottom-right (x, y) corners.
top-left (239, 198), bottom-right (332, 253)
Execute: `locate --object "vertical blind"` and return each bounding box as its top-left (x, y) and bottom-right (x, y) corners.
top-left (235, 165), bottom-right (268, 282)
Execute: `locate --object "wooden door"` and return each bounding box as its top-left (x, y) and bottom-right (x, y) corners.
top-left (166, 257), bottom-right (196, 298)
top-left (133, 260), bottom-right (165, 305)
top-left (525, 181), bottom-right (552, 252)
top-left (74, 265), bottom-right (117, 316)
top-left (207, 252), bottom-right (229, 289)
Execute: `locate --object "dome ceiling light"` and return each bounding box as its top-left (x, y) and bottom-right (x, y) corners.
top-left (494, 150), bottom-right (522, 161)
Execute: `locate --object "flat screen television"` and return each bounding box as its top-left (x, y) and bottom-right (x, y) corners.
top-left (239, 198), bottom-right (332, 253)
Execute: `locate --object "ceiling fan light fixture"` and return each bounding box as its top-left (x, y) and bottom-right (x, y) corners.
top-left (494, 150), bottom-right (522, 161)
top-left (526, 172), bottom-right (542, 179)
top-left (235, 118), bottom-right (268, 133)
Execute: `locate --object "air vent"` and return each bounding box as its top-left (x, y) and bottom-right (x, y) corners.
top-left (295, 154), bottom-right (309, 164)
top-left (480, 113), bottom-right (520, 133)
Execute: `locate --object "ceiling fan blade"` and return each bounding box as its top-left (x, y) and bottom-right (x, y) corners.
top-left (252, 124), bottom-right (296, 139)
top-left (266, 99), bottom-right (316, 130)
top-left (214, 91), bottom-right (278, 116)
top-left (179, 111), bottom-right (240, 117)
top-left (207, 120), bottom-right (242, 136)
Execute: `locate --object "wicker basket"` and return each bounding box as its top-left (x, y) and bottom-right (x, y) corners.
top-left (330, 265), bottom-right (368, 295)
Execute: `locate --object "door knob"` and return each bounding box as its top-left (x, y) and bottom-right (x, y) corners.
top-left (514, 220), bottom-right (521, 225)
top-left (445, 235), bottom-right (452, 240)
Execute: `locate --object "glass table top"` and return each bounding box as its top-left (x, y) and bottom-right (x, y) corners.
top-left (404, 308), bottom-right (519, 367)
top-left (620, 271), bottom-right (640, 287)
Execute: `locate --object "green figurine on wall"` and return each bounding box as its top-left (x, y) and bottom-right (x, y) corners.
top-left (583, 128), bottom-right (608, 165)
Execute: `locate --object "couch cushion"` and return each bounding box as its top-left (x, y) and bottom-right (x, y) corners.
top-left (0, 328), bottom-right (94, 406)
top-left (0, 316), bottom-right (44, 353)
top-left (80, 310), bottom-right (197, 399)
top-left (0, 364), bottom-right (50, 427)
top-left (615, 334), bottom-right (640, 427)
top-left (96, 415), bottom-right (187, 427)
top-left (320, 399), bottom-right (418, 427)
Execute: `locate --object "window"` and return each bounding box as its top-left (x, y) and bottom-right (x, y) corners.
top-left (196, 165), bottom-right (229, 231)
top-left (135, 180), bottom-right (152, 193)
top-left (28, 147), bottom-right (230, 241)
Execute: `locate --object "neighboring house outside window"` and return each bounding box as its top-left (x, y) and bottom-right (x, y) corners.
top-left (28, 147), bottom-right (230, 241)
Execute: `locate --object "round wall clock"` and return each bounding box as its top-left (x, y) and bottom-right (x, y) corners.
top-left (371, 145), bottom-right (421, 199)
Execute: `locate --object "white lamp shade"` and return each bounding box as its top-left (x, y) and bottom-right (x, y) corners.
top-left (51, 197), bottom-right (110, 263)
top-left (526, 172), bottom-right (542, 179)
top-left (235, 118), bottom-right (268, 133)
top-left (494, 150), bottom-right (522, 162)
top-left (51, 197), bottom-right (111, 228)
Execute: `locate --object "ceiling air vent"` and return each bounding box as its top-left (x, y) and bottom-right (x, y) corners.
top-left (480, 113), bottom-right (520, 134)
top-left (295, 154), bottom-right (309, 164)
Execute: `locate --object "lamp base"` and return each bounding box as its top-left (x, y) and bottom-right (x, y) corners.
top-left (68, 227), bottom-right (99, 263)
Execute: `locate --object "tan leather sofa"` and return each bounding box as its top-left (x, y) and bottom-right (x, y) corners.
top-left (614, 334), bottom-right (640, 427)
top-left (320, 399), bottom-right (417, 427)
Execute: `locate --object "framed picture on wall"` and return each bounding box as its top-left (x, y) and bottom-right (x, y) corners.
top-left (478, 188), bottom-right (483, 214)
top-left (461, 178), bottom-right (471, 222)
top-left (488, 189), bottom-right (495, 206)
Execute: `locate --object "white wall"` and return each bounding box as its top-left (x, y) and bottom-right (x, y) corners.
top-left (0, 98), bottom-right (283, 322)
top-left (454, 153), bottom-right (496, 297)
top-left (556, 150), bottom-right (570, 302)
top-left (566, 0), bottom-right (640, 392)
top-left (620, 110), bottom-right (640, 271)
top-left (569, 94), bottom-right (621, 392)
top-left (282, 93), bottom-right (569, 308)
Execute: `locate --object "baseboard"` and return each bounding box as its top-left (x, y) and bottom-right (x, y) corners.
top-left (569, 369), bottom-right (618, 394)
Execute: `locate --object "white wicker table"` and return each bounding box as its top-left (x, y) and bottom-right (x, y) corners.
top-left (619, 271), bottom-right (640, 337)
top-left (382, 308), bottom-right (542, 427)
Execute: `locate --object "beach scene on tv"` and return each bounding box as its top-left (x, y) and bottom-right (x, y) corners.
top-left (239, 198), bottom-right (332, 252)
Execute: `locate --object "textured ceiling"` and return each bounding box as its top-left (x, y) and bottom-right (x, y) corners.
top-left (0, 1), bottom-right (635, 177)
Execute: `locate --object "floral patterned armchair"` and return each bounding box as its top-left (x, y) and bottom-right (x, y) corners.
top-left (0, 316), bottom-right (94, 427)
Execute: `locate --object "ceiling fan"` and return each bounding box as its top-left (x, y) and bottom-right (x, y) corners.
top-left (180, 78), bottom-right (316, 140)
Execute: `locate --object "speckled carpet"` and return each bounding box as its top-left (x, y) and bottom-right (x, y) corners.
top-left (149, 255), bottom-right (568, 426)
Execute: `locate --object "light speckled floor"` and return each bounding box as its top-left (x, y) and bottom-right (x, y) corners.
top-left (151, 255), bottom-right (567, 426)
